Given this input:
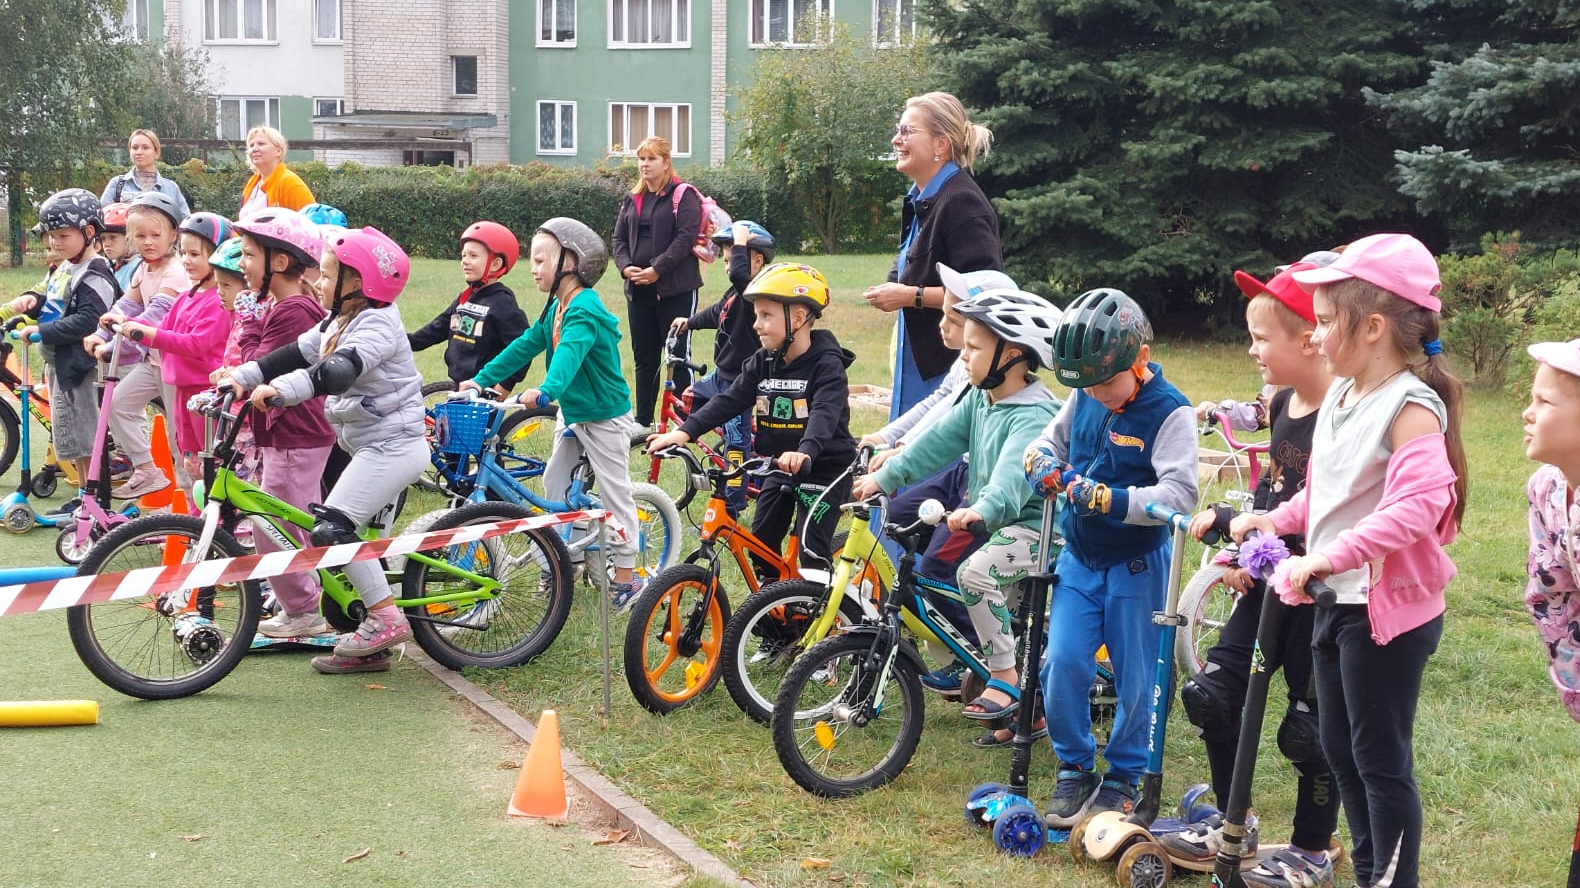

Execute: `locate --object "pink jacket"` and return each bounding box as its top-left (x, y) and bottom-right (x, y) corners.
top-left (1268, 432), bottom-right (1458, 644)
top-left (149, 287), bottom-right (231, 388)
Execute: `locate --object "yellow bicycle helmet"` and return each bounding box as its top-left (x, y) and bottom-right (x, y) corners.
top-left (742, 262), bottom-right (831, 317)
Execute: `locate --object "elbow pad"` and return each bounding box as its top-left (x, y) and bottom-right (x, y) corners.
top-left (309, 351), bottom-right (363, 397)
top-left (255, 340), bottom-right (314, 381)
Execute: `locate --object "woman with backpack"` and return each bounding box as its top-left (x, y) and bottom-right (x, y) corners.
top-left (611, 136), bottom-right (704, 428)
top-left (99, 129), bottom-right (191, 219)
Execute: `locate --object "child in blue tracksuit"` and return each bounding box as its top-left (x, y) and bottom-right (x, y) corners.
top-left (1023, 288), bottom-right (1198, 826)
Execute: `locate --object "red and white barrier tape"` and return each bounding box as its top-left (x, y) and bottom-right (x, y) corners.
top-left (0, 508), bottom-right (612, 618)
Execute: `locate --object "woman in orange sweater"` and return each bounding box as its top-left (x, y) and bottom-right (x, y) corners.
top-left (238, 126), bottom-right (314, 217)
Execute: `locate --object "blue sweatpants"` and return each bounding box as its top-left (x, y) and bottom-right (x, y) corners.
top-left (1040, 543), bottom-right (1169, 785)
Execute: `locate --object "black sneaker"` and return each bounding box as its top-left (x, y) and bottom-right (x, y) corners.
top-left (1044, 765), bottom-right (1102, 827)
top-left (1157, 812), bottom-right (1258, 862)
top-left (1088, 777), bottom-right (1138, 816)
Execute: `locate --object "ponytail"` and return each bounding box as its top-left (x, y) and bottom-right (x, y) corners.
top-left (1414, 347), bottom-right (1468, 529)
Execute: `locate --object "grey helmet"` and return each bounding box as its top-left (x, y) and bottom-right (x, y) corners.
top-left (37, 189), bottom-right (103, 236)
top-left (127, 190), bottom-right (184, 229)
top-left (536, 217), bottom-right (609, 288)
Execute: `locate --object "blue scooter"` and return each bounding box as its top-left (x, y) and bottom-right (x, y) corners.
top-left (1, 319), bottom-right (67, 533)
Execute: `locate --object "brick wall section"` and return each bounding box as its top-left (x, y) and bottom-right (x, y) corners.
top-left (710, 0), bottom-right (728, 164)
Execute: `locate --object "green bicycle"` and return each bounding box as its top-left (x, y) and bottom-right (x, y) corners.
top-left (67, 391), bottom-right (574, 700)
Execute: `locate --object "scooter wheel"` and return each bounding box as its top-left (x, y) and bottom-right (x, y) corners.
top-left (4, 502), bottom-right (35, 534)
top-left (1068, 815), bottom-right (1095, 865)
top-left (992, 804), bottom-right (1046, 857)
top-left (56, 526), bottom-right (95, 564)
top-left (1115, 840), bottom-right (1172, 888)
top-left (965, 781), bottom-right (1011, 829)
top-left (33, 470), bottom-right (57, 499)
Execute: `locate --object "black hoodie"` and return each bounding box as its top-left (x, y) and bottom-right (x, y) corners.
top-left (680, 328), bottom-right (856, 471)
top-left (409, 280), bottom-right (531, 387)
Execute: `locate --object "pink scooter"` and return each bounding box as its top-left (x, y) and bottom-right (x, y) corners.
top-left (55, 324), bottom-right (142, 563)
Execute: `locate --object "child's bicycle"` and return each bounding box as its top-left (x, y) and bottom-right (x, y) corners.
top-left (1176, 408), bottom-right (1272, 674)
top-left (0, 298), bottom-right (80, 493)
top-left (413, 379), bottom-right (558, 501)
top-left (54, 323), bottom-right (147, 563)
top-left (622, 444), bottom-right (826, 714)
top-left (425, 392), bottom-right (682, 590)
top-left (64, 391), bottom-right (576, 700)
top-left (628, 334), bottom-right (759, 512)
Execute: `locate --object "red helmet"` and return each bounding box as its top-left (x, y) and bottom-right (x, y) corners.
top-left (101, 202), bottom-right (131, 234)
top-left (460, 220), bottom-right (519, 282)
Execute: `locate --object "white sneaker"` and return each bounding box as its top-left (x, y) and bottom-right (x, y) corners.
top-left (257, 611), bottom-right (332, 639)
top-left (111, 467), bottom-right (171, 500)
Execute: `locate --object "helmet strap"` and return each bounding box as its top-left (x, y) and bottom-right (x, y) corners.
top-left (320, 265), bottom-right (349, 332)
top-left (975, 340), bottom-right (1030, 391)
top-left (550, 244), bottom-right (574, 298)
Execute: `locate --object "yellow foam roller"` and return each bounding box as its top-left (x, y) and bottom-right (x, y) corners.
top-left (0, 700), bottom-right (100, 727)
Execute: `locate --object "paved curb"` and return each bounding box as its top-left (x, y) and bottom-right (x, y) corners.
top-left (410, 649), bottom-right (757, 888)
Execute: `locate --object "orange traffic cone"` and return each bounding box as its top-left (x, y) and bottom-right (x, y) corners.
top-left (138, 414), bottom-right (178, 511)
top-left (507, 709), bottom-right (568, 820)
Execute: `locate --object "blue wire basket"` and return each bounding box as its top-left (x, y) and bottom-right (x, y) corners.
top-left (433, 400), bottom-right (498, 457)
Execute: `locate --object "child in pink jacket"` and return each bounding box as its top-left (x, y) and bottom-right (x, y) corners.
top-left (1233, 235), bottom-right (1466, 888)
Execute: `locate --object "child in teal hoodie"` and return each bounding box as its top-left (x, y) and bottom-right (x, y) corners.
top-left (853, 288), bottom-right (1062, 737)
top-left (462, 218), bottom-right (643, 605)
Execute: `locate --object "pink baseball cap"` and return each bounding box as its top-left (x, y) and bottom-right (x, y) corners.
top-left (1290, 233), bottom-right (1443, 313)
top-left (1234, 262), bottom-right (1318, 324)
top-left (1529, 339), bottom-right (1580, 380)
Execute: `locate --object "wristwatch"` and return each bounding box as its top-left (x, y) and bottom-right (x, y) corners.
top-left (914, 286), bottom-right (925, 309)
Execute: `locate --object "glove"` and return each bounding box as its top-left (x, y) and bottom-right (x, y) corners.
top-left (1066, 477), bottom-right (1128, 518)
top-left (1023, 442), bottom-right (1072, 499)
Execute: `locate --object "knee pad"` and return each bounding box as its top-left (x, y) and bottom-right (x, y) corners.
top-left (1277, 700), bottom-right (1325, 766)
top-left (308, 503), bottom-right (362, 548)
top-left (1180, 665), bottom-right (1239, 733)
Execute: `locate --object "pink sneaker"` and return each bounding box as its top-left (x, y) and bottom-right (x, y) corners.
top-left (311, 650), bottom-right (393, 674)
top-left (333, 609), bottom-right (412, 658)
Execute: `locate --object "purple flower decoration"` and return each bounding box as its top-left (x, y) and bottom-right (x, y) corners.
top-left (1240, 533), bottom-right (1290, 580)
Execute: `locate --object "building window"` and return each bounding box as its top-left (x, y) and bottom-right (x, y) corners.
top-left (404, 150), bottom-right (457, 167)
top-left (215, 96), bottom-right (280, 140)
top-left (313, 0), bottom-right (340, 41)
top-left (610, 0), bottom-right (689, 47)
top-left (205, 0), bottom-right (278, 42)
top-left (315, 98), bottom-right (346, 118)
top-left (609, 102), bottom-right (690, 156)
top-left (122, 0), bottom-right (150, 40)
top-left (539, 0), bottom-right (576, 45)
top-left (873, 0), bottom-right (914, 46)
top-left (538, 101), bottom-right (578, 155)
top-left (749, 0), bottom-right (829, 46)
top-left (453, 56), bottom-right (478, 96)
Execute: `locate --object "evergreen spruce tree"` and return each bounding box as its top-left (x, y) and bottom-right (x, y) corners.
top-left (924, 0), bottom-right (1425, 315)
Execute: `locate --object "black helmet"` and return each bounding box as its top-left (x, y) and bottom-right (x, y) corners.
top-left (127, 191), bottom-right (184, 229)
top-left (1052, 288), bottom-right (1152, 388)
top-left (709, 220), bottom-right (776, 263)
top-left (535, 217), bottom-right (609, 288)
top-left (37, 189), bottom-right (103, 236)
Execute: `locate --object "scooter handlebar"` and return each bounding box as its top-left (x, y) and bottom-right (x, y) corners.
top-left (1304, 577), bottom-right (1338, 608)
top-left (1144, 501), bottom-right (1191, 530)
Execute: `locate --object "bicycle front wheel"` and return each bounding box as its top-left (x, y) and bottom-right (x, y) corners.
top-left (400, 501), bottom-right (574, 670)
top-left (770, 632), bottom-right (925, 798)
top-left (65, 514), bottom-right (262, 699)
top-left (1176, 563), bottom-right (1234, 675)
top-left (623, 563), bottom-right (730, 714)
top-left (722, 579), bottom-right (867, 725)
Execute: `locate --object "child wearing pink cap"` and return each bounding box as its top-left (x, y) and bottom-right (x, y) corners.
top-left (1522, 338), bottom-right (1580, 724)
top-left (1233, 233), bottom-right (1467, 888)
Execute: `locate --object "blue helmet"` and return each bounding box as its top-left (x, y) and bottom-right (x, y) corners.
top-left (300, 203), bottom-right (348, 228)
top-left (709, 220), bottom-right (776, 262)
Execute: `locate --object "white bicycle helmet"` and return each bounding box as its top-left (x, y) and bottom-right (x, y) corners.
top-left (953, 288), bottom-right (1063, 371)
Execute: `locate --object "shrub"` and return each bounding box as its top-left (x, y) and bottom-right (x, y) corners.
top-left (1439, 233), bottom-right (1542, 384)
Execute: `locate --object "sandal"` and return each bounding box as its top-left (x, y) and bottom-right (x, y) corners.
top-left (972, 717), bottom-right (1048, 749)
top-left (962, 678), bottom-right (1020, 722)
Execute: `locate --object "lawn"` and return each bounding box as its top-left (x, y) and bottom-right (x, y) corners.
top-left (0, 253), bottom-right (1569, 886)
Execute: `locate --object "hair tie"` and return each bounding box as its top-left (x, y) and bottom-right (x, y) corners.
top-left (1422, 339), bottom-right (1443, 357)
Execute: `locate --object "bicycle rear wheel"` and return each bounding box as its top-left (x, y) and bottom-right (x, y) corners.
top-left (65, 514), bottom-right (262, 699)
top-left (630, 482), bottom-right (682, 581)
top-left (722, 579), bottom-right (866, 725)
top-left (400, 501), bottom-right (574, 670)
top-left (771, 631), bottom-right (925, 797)
top-left (1176, 563), bottom-right (1233, 675)
top-left (623, 564), bottom-right (730, 714)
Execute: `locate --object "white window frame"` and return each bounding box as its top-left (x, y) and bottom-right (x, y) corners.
top-left (314, 97), bottom-right (346, 118)
top-left (538, 0), bottom-right (577, 46)
top-left (215, 96), bottom-right (281, 141)
top-left (452, 55), bottom-right (479, 97)
top-left (537, 101), bottom-right (578, 155)
top-left (748, 0), bottom-right (830, 47)
top-left (872, 0), bottom-right (916, 47)
top-left (312, 0), bottom-right (341, 42)
top-left (608, 0), bottom-right (691, 48)
top-left (608, 102), bottom-right (691, 157)
top-left (122, 0), bottom-right (150, 41)
top-left (204, 0), bottom-right (279, 43)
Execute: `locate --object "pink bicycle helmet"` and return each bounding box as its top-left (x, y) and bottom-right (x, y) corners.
top-left (234, 207), bottom-right (323, 265)
top-left (326, 226), bottom-right (410, 304)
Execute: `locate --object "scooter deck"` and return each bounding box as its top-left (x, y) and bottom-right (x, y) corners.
top-left (1165, 838), bottom-right (1345, 873)
top-left (249, 632), bottom-right (338, 651)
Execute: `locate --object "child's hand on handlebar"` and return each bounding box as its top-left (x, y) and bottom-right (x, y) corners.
top-left (776, 451), bottom-right (809, 475)
top-left (1194, 400), bottom-right (1219, 422)
top-left (82, 333), bottom-right (106, 355)
top-left (514, 388), bottom-right (543, 407)
top-left (121, 320), bottom-right (153, 342)
top-left (1222, 565), bottom-right (1254, 595)
top-left (669, 317), bottom-right (688, 335)
top-left (1278, 553), bottom-right (1334, 605)
top-left (1187, 509), bottom-right (1222, 542)
top-left (1228, 512), bottom-right (1275, 543)
top-left (457, 379), bottom-right (482, 394)
top-left (1023, 442), bottom-right (1072, 498)
top-left (867, 446), bottom-right (898, 472)
top-left (946, 506), bottom-right (984, 534)
top-left (249, 383), bottom-right (280, 411)
top-left (851, 475), bottom-right (884, 501)
top-left (647, 430), bottom-right (690, 454)
top-left (5, 293), bottom-right (38, 315)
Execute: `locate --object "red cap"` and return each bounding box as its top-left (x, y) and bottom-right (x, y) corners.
top-left (1234, 262), bottom-right (1317, 324)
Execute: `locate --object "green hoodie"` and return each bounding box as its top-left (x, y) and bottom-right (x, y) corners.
top-left (873, 378), bottom-right (1060, 531)
top-left (474, 287), bottom-right (632, 424)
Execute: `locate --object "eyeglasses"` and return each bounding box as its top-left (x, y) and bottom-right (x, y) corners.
top-left (891, 123), bottom-right (930, 140)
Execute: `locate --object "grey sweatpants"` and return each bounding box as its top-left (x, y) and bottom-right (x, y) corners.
top-left (321, 436), bottom-right (430, 606)
top-left (542, 412), bottom-right (639, 570)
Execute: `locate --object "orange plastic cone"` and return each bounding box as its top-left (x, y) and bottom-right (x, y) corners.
top-left (508, 710), bottom-right (568, 820)
top-left (138, 414), bottom-right (177, 510)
